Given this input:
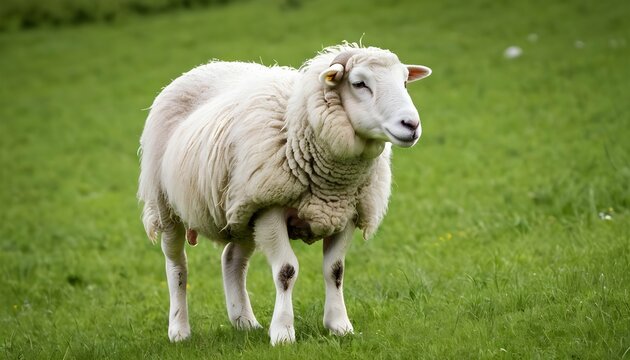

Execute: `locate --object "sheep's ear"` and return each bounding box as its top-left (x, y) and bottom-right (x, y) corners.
top-left (319, 64), bottom-right (345, 87)
top-left (406, 65), bottom-right (432, 82)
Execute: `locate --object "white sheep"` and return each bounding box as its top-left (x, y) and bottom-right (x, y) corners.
top-left (138, 43), bottom-right (431, 345)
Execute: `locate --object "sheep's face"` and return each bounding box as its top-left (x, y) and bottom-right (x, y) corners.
top-left (320, 54), bottom-right (431, 148)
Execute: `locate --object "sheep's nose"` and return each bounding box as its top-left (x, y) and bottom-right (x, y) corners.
top-left (400, 118), bottom-right (419, 131)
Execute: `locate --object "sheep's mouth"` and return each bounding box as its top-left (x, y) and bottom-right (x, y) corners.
top-left (384, 128), bottom-right (418, 147)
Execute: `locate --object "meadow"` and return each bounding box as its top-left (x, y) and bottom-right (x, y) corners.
top-left (1, 0), bottom-right (629, 358)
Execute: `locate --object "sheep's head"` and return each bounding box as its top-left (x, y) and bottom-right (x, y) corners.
top-left (319, 49), bottom-right (431, 148)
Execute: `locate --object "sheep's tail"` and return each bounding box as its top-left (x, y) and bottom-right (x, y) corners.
top-left (137, 80), bottom-right (182, 243)
top-left (138, 134), bottom-right (163, 244)
top-left (138, 142), bottom-right (172, 244)
top-left (142, 201), bottom-right (161, 243)
top-left (138, 129), bottom-right (171, 244)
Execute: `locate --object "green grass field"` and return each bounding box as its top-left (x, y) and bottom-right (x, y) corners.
top-left (1, 0), bottom-right (629, 358)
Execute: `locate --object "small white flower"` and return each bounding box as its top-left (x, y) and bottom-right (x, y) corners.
top-left (504, 46), bottom-right (523, 59)
top-left (575, 40), bottom-right (585, 49)
top-left (598, 212), bottom-right (612, 221)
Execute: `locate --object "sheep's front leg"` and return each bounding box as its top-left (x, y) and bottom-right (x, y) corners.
top-left (254, 207), bottom-right (299, 345)
top-left (221, 241), bottom-right (261, 330)
top-left (322, 223), bottom-right (354, 336)
top-left (161, 223), bottom-right (190, 342)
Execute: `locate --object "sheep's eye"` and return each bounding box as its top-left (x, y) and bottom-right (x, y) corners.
top-left (352, 81), bottom-right (368, 89)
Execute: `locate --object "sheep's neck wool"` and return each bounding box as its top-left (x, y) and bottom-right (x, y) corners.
top-left (286, 114), bottom-right (375, 241)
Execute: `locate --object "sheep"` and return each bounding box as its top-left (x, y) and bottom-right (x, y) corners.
top-left (137, 42), bottom-right (431, 345)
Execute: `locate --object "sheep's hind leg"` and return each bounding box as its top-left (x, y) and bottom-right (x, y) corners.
top-left (161, 222), bottom-right (191, 342)
top-left (222, 241), bottom-right (261, 330)
top-left (322, 223), bottom-right (355, 336)
top-left (254, 207), bottom-right (299, 345)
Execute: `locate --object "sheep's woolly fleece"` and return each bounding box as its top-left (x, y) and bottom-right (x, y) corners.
top-left (138, 43), bottom-right (394, 244)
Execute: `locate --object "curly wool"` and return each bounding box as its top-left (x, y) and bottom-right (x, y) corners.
top-left (139, 43), bottom-right (393, 244)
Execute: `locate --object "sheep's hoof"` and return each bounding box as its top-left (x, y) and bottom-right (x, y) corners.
top-left (269, 324), bottom-right (295, 345)
top-left (168, 323), bottom-right (191, 342)
top-left (324, 318), bottom-right (354, 336)
top-left (232, 316), bottom-right (262, 331)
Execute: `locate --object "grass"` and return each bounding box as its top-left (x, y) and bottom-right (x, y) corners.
top-left (1, 0), bottom-right (629, 358)
top-left (0, 0), bottom-right (239, 32)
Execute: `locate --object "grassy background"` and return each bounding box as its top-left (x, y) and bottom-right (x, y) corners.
top-left (1, 0), bottom-right (629, 358)
top-left (0, 0), bottom-right (238, 32)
